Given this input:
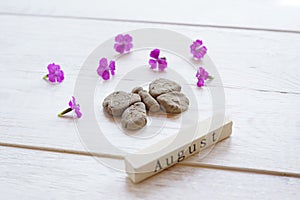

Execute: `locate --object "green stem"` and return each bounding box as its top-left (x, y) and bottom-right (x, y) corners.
top-left (208, 75), bottom-right (214, 80)
top-left (58, 108), bottom-right (72, 117)
top-left (43, 74), bottom-right (48, 80)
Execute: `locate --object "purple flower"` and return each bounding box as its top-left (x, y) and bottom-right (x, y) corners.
top-left (114, 34), bottom-right (133, 54)
top-left (69, 96), bottom-right (82, 118)
top-left (197, 78), bottom-right (205, 88)
top-left (148, 49), bottom-right (168, 71)
top-left (196, 67), bottom-right (209, 88)
top-left (97, 58), bottom-right (116, 80)
top-left (44, 63), bottom-right (64, 83)
top-left (196, 67), bottom-right (209, 80)
top-left (190, 39), bottom-right (207, 60)
top-left (58, 96), bottom-right (82, 118)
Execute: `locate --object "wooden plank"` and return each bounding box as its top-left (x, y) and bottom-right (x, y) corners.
top-left (0, 15), bottom-right (300, 174)
top-left (0, 146), bottom-right (300, 199)
top-left (2, 81), bottom-right (299, 173)
top-left (0, 15), bottom-right (299, 93)
top-left (188, 89), bottom-right (300, 174)
top-left (0, 0), bottom-right (300, 32)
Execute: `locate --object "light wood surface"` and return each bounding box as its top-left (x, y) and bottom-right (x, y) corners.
top-left (1, 146), bottom-right (300, 200)
top-left (0, 0), bottom-right (300, 199)
top-left (0, 15), bottom-right (299, 172)
top-left (0, 0), bottom-right (300, 32)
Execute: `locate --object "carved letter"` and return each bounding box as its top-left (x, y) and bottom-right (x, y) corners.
top-left (212, 132), bottom-right (217, 142)
top-left (177, 150), bottom-right (185, 162)
top-left (189, 144), bottom-right (197, 154)
top-left (166, 156), bottom-right (174, 166)
top-left (154, 160), bottom-right (162, 172)
top-left (200, 138), bottom-right (206, 148)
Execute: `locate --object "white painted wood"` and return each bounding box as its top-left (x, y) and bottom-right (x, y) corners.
top-left (1, 146), bottom-right (300, 199)
top-left (0, 15), bottom-right (300, 174)
top-left (125, 117), bottom-right (232, 183)
top-left (0, 15), bottom-right (299, 93)
top-left (0, 2), bottom-right (299, 199)
top-left (0, 0), bottom-right (300, 32)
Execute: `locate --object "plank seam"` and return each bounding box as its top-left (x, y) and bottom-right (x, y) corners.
top-left (0, 12), bottom-right (300, 34)
top-left (1, 141), bottom-right (300, 179)
top-left (179, 162), bottom-right (300, 179)
top-left (0, 142), bottom-right (124, 160)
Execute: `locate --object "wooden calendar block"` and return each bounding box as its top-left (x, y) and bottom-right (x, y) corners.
top-left (125, 116), bottom-right (233, 183)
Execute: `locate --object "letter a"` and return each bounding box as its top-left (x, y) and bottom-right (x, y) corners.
top-left (154, 160), bottom-right (163, 172)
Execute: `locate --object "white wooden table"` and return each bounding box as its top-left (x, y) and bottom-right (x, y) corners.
top-left (0, 0), bottom-right (300, 199)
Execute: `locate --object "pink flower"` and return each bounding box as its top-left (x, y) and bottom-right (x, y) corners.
top-left (197, 78), bottom-right (205, 87)
top-left (148, 49), bottom-right (168, 71)
top-left (190, 39), bottom-right (207, 60)
top-left (69, 96), bottom-right (82, 118)
top-left (114, 34), bottom-right (133, 54)
top-left (97, 58), bottom-right (116, 80)
top-left (196, 67), bottom-right (209, 80)
top-left (58, 96), bottom-right (82, 118)
top-left (196, 67), bottom-right (209, 88)
top-left (44, 63), bottom-right (64, 83)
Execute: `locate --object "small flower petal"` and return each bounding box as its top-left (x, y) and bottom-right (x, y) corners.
top-left (99, 58), bottom-right (108, 68)
top-left (150, 49), bottom-right (160, 59)
top-left (195, 39), bottom-right (203, 46)
top-left (197, 78), bottom-right (205, 87)
top-left (109, 61), bottom-right (116, 75)
top-left (196, 67), bottom-right (209, 80)
top-left (75, 109), bottom-right (82, 118)
top-left (47, 63), bottom-right (59, 74)
top-left (158, 59), bottom-right (167, 71)
top-left (123, 34), bottom-right (133, 42)
top-left (197, 46), bottom-right (207, 59)
top-left (149, 59), bottom-right (157, 69)
top-left (115, 34), bottom-right (124, 43)
top-left (97, 68), bottom-right (105, 77)
top-left (48, 74), bottom-right (56, 82)
top-left (69, 96), bottom-right (76, 109)
top-left (115, 44), bottom-right (125, 54)
top-left (56, 70), bottom-right (64, 83)
top-left (69, 100), bottom-right (73, 108)
top-left (124, 43), bottom-right (133, 52)
top-left (101, 70), bottom-right (110, 80)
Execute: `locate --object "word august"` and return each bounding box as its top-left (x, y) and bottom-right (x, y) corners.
top-left (154, 132), bottom-right (218, 172)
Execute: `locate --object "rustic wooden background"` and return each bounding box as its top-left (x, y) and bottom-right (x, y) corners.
top-left (0, 0), bottom-right (299, 199)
